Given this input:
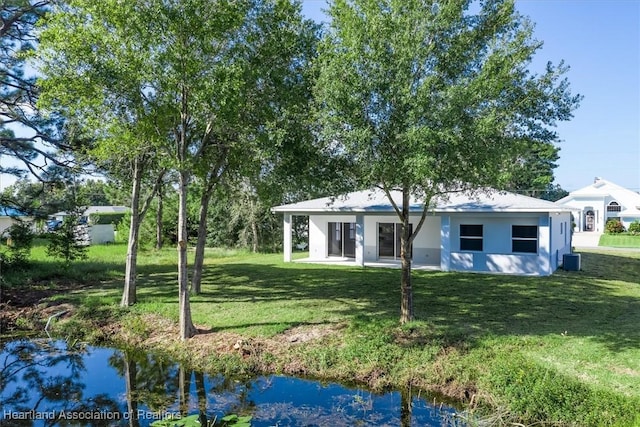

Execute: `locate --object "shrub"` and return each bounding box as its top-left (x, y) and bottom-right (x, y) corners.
top-left (46, 216), bottom-right (88, 266)
top-left (605, 218), bottom-right (625, 234)
top-left (89, 212), bottom-right (126, 225)
top-left (3, 222), bottom-right (34, 267)
top-left (628, 220), bottom-right (640, 235)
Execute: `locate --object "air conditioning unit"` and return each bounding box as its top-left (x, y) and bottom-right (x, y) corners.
top-left (563, 253), bottom-right (581, 271)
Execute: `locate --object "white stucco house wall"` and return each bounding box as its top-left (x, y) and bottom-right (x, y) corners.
top-left (556, 178), bottom-right (640, 233)
top-left (272, 188), bottom-right (574, 276)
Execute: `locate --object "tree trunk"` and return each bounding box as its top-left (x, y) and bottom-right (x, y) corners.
top-left (178, 366), bottom-right (191, 417)
top-left (121, 159), bottom-right (143, 307)
top-left (191, 180), bottom-right (215, 294)
top-left (155, 183), bottom-right (164, 250)
top-left (195, 371), bottom-right (208, 426)
top-left (399, 188), bottom-right (414, 324)
top-left (178, 170), bottom-right (197, 340)
top-left (124, 353), bottom-right (140, 427)
top-left (400, 385), bottom-right (412, 427)
top-left (250, 198), bottom-right (259, 253)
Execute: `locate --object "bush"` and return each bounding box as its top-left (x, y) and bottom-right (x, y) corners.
top-left (89, 212), bottom-right (126, 225)
top-left (3, 222), bottom-right (34, 267)
top-left (46, 216), bottom-right (88, 266)
top-left (605, 218), bottom-right (625, 234)
top-left (628, 220), bottom-right (640, 235)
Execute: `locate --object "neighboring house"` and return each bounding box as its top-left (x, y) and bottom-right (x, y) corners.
top-left (0, 206), bottom-right (34, 236)
top-left (51, 205), bottom-right (130, 223)
top-left (272, 188), bottom-right (574, 276)
top-left (50, 205), bottom-right (129, 244)
top-left (556, 178), bottom-right (640, 233)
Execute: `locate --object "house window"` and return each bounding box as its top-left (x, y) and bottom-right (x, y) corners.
top-left (607, 201), bottom-right (621, 212)
top-left (460, 224), bottom-right (483, 251)
top-left (512, 225), bottom-right (538, 253)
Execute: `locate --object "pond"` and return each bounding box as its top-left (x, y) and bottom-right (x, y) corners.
top-left (0, 339), bottom-right (468, 426)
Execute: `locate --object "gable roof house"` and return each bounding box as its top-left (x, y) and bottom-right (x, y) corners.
top-left (272, 188), bottom-right (574, 276)
top-left (556, 178), bottom-right (640, 233)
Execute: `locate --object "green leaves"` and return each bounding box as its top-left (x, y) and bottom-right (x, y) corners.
top-left (151, 414), bottom-right (201, 427)
top-left (150, 413), bottom-right (252, 427)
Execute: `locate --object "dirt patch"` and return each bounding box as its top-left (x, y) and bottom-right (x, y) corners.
top-left (0, 278), bottom-right (102, 333)
top-left (1, 294), bottom-right (76, 334)
top-left (428, 378), bottom-right (478, 405)
top-left (110, 315), bottom-right (345, 369)
top-left (276, 323), bottom-right (345, 344)
top-left (610, 366), bottom-right (640, 377)
top-left (1, 280), bottom-right (91, 307)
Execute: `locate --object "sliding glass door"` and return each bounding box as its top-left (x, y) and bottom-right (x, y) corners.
top-left (328, 222), bottom-right (342, 256)
top-left (343, 222), bottom-right (356, 258)
top-left (378, 223), bottom-right (413, 259)
top-left (328, 222), bottom-right (356, 258)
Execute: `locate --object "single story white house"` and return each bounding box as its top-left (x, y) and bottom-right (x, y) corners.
top-left (272, 188), bottom-right (575, 276)
top-left (556, 178), bottom-right (640, 232)
top-left (51, 205), bottom-right (129, 244)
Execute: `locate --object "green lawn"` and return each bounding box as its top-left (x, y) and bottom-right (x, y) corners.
top-left (599, 233), bottom-right (640, 248)
top-left (3, 243), bottom-right (640, 425)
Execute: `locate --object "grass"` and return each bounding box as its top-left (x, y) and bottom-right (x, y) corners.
top-left (599, 233), bottom-right (640, 248)
top-left (2, 243), bottom-right (640, 426)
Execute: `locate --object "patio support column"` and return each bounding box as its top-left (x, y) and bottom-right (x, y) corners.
top-left (355, 214), bottom-right (365, 267)
top-left (283, 213), bottom-right (292, 262)
top-left (440, 215), bottom-right (451, 271)
top-left (539, 215), bottom-right (551, 275)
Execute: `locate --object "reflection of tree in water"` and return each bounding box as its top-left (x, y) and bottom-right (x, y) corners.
top-left (2, 341), bottom-right (458, 426)
top-left (109, 350), bottom-right (256, 425)
top-left (0, 339), bottom-right (120, 427)
top-left (106, 353), bottom-right (421, 427)
top-left (108, 350), bottom-right (180, 413)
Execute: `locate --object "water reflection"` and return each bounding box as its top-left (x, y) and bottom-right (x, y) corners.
top-left (0, 339), bottom-right (466, 426)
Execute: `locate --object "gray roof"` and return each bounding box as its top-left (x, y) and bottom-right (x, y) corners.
top-left (272, 188), bottom-right (572, 214)
top-left (52, 206), bottom-right (129, 217)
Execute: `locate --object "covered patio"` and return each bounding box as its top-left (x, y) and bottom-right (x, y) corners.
top-left (292, 255), bottom-right (441, 270)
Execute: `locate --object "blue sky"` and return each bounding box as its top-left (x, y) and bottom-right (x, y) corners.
top-left (302, 0), bottom-right (640, 192)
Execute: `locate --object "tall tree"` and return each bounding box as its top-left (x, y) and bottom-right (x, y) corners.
top-left (37, 0), bottom-right (171, 307)
top-left (189, 0), bottom-right (320, 293)
top-left (0, 1), bottom-right (70, 184)
top-left (316, 0), bottom-right (581, 323)
top-left (150, 0), bottom-right (252, 338)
